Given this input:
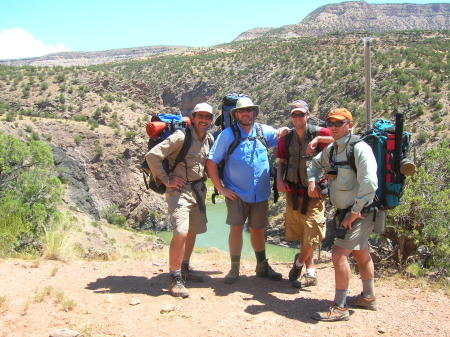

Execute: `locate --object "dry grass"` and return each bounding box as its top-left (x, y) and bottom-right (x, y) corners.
top-left (42, 229), bottom-right (65, 260)
top-left (378, 271), bottom-right (450, 295)
top-left (33, 285), bottom-right (54, 303)
top-left (0, 295), bottom-right (7, 313)
top-left (30, 259), bottom-right (41, 268)
top-left (54, 291), bottom-right (64, 304)
top-left (61, 298), bottom-right (76, 312)
top-left (50, 266), bottom-right (58, 277)
top-left (21, 299), bottom-right (30, 316)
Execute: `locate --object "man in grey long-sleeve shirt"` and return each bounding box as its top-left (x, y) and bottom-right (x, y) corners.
top-left (307, 108), bottom-right (384, 322)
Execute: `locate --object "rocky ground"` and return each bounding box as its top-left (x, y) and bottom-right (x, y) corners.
top-left (1, 251), bottom-right (448, 337)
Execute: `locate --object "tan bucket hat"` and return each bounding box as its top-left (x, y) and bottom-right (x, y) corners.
top-left (230, 97), bottom-right (259, 119)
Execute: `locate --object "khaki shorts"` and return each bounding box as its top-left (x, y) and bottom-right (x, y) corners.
top-left (165, 185), bottom-right (207, 236)
top-left (285, 195), bottom-right (326, 247)
top-left (225, 198), bottom-right (268, 229)
top-left (334, 211), bottom-right (385, 250)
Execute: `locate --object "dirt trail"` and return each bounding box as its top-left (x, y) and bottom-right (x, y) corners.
top-left (1, 252), bottom-right (449, 337)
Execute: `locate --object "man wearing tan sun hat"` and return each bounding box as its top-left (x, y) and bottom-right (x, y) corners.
top-left (207, 97), bottom-right (289, 284)
top-left (307, 108), bottom-right (384, 322)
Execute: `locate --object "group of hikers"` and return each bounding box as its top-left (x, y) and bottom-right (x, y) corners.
top-left (145, 97), bottom-right (385, 322)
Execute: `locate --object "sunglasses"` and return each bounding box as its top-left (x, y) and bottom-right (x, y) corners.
top-left (326, 120), bottom-right (348, 127)
top-left (291, 112), bottom-right (307, 118)
top-left (235, 107), bottom-right (255, 113)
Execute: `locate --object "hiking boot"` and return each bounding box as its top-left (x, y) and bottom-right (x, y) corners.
top-left (301, 273), bottom-right (318, 287)
top-left (291, 280), bottom-right (302, 289)
top-left (255, 259), bottom-right (282, 281)
top-left (311, 304), bottom-right (350, 322)
top-left (288, 253), bottom-right (303, 282)
top-left (181, 263), bottom-right (204, 283)
top-left (169, 275), bottom-right (189, 298)
top-left (348, 293), bottom-right (377, 311)
top-left (224, 266), bottom-right (240, 284)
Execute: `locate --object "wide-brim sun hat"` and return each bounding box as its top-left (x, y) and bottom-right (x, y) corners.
top-left (230, 97), bottom-right (259, 119)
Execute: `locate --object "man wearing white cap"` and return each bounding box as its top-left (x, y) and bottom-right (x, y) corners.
top-left (147, 102), bottom-right (214, 298)
top-left (207, 97), bottom-right (287, 284)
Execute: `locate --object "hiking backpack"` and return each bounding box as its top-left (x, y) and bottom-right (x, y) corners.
top-left (329, 113), bottom-right (413, 210)
top-left (140, 113), bottom-right (192, 194)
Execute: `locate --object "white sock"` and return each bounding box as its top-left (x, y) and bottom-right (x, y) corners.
top-left (306, 268), bottom-right (316, 277)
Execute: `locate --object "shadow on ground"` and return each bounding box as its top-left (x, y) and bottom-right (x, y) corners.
top-left (212, 274), bottom-right (333, 324)
top-left (85, 270), bottom-right (221, 297)
top-left (85, 269), bottom-right (340, 324)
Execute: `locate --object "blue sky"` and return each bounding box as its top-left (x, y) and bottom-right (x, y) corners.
top-left (0, 0), bottom-right (447, 59)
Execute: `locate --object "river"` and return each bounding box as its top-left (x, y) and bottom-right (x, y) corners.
top-left (157, 202), bottom-right (298, 262)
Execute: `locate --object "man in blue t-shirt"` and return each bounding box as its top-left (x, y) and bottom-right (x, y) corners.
top-left (206, 97), bottom-right (287, 284)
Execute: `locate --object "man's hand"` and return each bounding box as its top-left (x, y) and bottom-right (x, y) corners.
top-left (164, 175), bottom-right (186, 189)
top-left (277, 176), bottom-right (288, 192)
top-left (307, 181), bottom-right (320, 198)
top-left (218, 186), bottom-right (239, 200)
top-left (276, 126), bottom-right (290, 139)
top-left (306, 138), bottom-right (318, 156)
top-left (342, 211), bottom-right (364, 230)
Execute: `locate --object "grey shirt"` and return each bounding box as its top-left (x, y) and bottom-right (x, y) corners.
top-left (307, 132), bottom-right (378, 213)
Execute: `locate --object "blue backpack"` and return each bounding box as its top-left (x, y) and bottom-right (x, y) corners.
top-left (140, 113), bottom-right (192, 194)
top-left (330, 114), bottom-right (412, 210)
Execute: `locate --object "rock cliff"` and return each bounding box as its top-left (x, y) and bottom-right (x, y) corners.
top-left (234, 2), bottom-right (450, 41)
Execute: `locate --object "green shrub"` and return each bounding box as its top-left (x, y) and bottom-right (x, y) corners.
top-left (73, 114), bottom-right (88, 122)
top-left (389, 142), bottom-right (450, 276)
top-left (124, 130), bottom-right (138, 140)
top-left (102, 204), bottom-right (127, 226)
top-left (417, 131), bottom-right (429, 144)
top-left (0, 134), bottom-right (62, 256)
top-left (88, 119), bottom-right (99, 130)
top-left (74, 135), bottom-right (82, 145)
top-left (102, 104), bottom-right (112, 113)
top-left (94, 141), bottom-right (103, 157)
top-left (31, 131), bottom-right (40, 141)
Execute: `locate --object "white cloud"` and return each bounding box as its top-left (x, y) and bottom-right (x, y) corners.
top-left (0, 28), bottom-right (70, 60)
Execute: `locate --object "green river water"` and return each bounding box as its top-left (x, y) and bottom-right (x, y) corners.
top-left (157, 202), bottom-right (298, 262)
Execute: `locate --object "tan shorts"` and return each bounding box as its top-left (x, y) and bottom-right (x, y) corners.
top-left (225, 198), bottom-right (268, 229)
top-left (165, 185), bottom-right (207, 236)
top-left (284, 195), bottom-right (326, 247)
top-left (334, 211), bottom-right (385, 251)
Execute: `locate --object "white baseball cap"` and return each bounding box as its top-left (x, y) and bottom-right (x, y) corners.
top-left (192, 102), bottom-right (213, 115)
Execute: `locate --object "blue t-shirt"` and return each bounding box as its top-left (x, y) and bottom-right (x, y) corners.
top-left (208, 123), bottom-right (278, 203)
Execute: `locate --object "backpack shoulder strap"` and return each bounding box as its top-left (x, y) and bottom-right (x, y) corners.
top-left (346, 136), bottom-right (360, 173)
top-left (206, 132), bottom-right (214, 149)
top-left (284, 129), bottom-right (294, 158)
top-left (224, 121), bottom-right (242, 161)
top-left (305, 123), bottom-right (320, 144)
top-left (328, 134), bottom-right (361, 172)
top-left (305, 124), bottom-right (321, 156)
top-left (170, 128), bottom-right (192, 173)
top-left (254, 123), bottom-right (269, 149)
